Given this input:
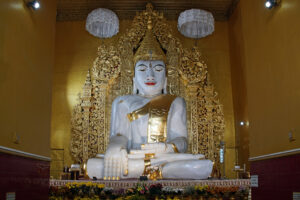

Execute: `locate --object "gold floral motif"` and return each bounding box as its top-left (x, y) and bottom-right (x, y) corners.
top-left (179, 47), bottom-right (207, 84)
top-left (92, 45), bottom-right (121, 83)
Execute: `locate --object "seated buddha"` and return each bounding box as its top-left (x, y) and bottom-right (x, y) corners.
top-left (87, 23), bottom-right (213, 180)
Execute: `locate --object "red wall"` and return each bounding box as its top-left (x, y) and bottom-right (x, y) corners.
top-left (251, 153), bottom-right (300, 200)
top-left (0, 153), bottom-right (50, 200)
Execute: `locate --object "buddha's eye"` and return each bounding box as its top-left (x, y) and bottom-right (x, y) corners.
top-left (154, 65), bottom-right (164, 72)
top-left (137, 65), bottom-right (147, 72)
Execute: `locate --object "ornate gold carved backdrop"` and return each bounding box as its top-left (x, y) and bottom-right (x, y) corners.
top-left (71, 3), bottom-right (225, 174)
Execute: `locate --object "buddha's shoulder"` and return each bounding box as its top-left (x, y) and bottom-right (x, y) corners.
top-left (112, 95), bottom-right (185, 107)
top-left (172, 96), bottom-right (185, 102)
top-left (112, 95), bottom-right (145, 106)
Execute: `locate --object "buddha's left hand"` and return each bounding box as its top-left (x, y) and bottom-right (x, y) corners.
top-left (141, 142), bottom-right (175, 153)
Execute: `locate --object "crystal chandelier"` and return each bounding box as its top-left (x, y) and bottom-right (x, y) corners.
top-left (178, 9), bottom-right (214, 39)
top-left (86, 8), bottom-right (119, 38)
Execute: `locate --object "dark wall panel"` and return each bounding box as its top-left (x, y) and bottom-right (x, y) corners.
top-left (251, 153), bottom-right (300, 200)
top-left (0, 152), bottom-right (50, 200)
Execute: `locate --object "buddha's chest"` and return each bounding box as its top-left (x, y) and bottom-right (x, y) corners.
top-left (124, 95), bottom-right (175, 144)
top-left (127, 97), bottom-right (150, 113)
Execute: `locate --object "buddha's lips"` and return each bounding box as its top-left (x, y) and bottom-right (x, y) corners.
top-left (145, 82), bottom-right (156, 86)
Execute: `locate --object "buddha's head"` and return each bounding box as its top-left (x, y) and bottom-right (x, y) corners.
top-left (133, 20), bottom-right (167, 97)
top-left (134, 60), bottom-right (166, 97)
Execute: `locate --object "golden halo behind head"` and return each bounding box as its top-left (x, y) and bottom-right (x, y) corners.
top-left (133, 18), bottom-right (166, 66)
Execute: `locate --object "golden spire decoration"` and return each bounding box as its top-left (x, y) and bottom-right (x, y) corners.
top-left (133, 17), bottom-right (166, 65)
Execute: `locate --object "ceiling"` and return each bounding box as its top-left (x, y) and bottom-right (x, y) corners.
top-left (56, 0), bottom-right (239, 21)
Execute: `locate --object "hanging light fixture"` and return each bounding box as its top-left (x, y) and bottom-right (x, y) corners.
top-left (265, 0), bottom-right (281, 9)
top-left (178, 9), bottom-right (214, 39)
top-left (86, 8), bottom-right (119, 38)
top-left (26, 0), bottom-right (40, 10)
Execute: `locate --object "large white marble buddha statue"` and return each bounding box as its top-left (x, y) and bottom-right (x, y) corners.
top-left (87, 22), bottom-right (213, 180)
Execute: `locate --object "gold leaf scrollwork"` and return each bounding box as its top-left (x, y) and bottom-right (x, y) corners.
top-left (70, 94), bottom-right (84, 163)
top-left (92, 45), bottom-right (121, 83)
top-left (179, 47), bottom-right (207, 85)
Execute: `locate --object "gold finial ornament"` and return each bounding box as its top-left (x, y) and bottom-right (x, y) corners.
top-left (133, 17), bottom-right (166, 66)
top-left (146, 3), bottom-right (154, 12)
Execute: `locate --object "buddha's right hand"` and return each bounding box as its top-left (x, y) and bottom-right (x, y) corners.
top-left (141, 142), bottom-right (174, 153)
top-left (104, 145), bottom-right (128, 180)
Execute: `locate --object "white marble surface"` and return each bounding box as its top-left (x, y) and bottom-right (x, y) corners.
top-left (87, 154), bottom-right (212, 180)
top-left (87, 158), bottom-right (104, 179)
top-left (162, 160), bottom-right (213, 179)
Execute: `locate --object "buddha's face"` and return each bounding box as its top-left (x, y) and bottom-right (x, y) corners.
top-left (134, 60), bottom-right (166, 97)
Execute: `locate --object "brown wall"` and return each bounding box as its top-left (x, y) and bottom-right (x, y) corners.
top-left (51, 20), bottom-right (237, 178)
top-left (229, 0), bottom-right (300, 158)
top-left (228, 2), bottom-right (250, 170)
top-left (0, 0), bottom-right (56, 157)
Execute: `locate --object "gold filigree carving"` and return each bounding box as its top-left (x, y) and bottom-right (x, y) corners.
top-left (179, 47), bottom-right (207, 85)
top-left (92, 45), bottom-right (121, 83)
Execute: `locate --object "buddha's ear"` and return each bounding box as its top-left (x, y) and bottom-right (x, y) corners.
top-left (132, 78), bottom-right (138, 94)
top-left (163, 78), bottom-right (167, 94)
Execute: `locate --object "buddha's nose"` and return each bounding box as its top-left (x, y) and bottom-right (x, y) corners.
top-left (146, 68), bottom-right (155, 80)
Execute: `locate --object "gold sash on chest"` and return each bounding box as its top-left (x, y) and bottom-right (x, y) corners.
top-left (127, 94), bottom-right (176, 143)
